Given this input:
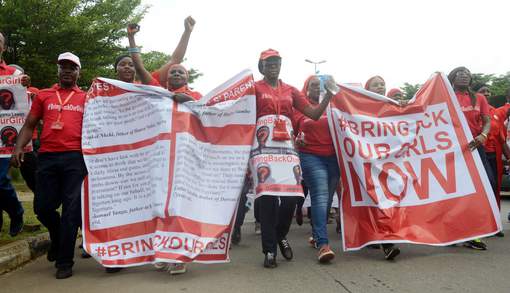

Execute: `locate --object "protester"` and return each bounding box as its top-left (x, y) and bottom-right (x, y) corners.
top-left (132, 20), bottom-right (202, 274)
top-left (387, 87), bottom-right (405, 102)
top-left (448, 66), bottom-right (493, 250)
top-left (482, 86), bottom-right (510, 237)
top-left (253, 49), bottom-right (336, 268)
top-left (127, 20), bottom-right (200, 103)
top-left (0, 32), bottom-right (30, 237)
top-left (364, 75), bottom-right (401, 260)
top-left (293, 75), bottom-right (339, 263)
top-left (12, 52), bottom-right (87, 279)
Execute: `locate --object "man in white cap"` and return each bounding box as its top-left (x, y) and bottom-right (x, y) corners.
top-left (12, 52), bottom-right (87, 279)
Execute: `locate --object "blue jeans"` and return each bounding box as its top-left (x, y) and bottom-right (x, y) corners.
top-left (0, 158), bottom-right (23, 220)
top-left (299, 152), bottom-right (340, 247)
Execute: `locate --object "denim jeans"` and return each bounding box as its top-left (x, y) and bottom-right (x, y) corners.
top-left (299, 152), bottom-right (340, 247)
top-left (0, 158), bottom-right (23, 221)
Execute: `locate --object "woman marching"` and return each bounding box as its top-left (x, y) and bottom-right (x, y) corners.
top-left (250, 49), bottom-right (337, 268)
top-left (293, 75), bottom-right (340, 263)
top-left (364, 75), bottom-right (401, 260)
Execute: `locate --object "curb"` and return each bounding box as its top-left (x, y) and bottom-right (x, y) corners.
top-left (0, 232), bottom-right (50, 275)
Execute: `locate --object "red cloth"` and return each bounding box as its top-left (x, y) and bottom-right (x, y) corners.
top-left (134, 79), bottom-right (161, 87)
top-left (255, 79), bottom-right (310, 119)
top-left (171, 85), bottom-right (202, 101)
top-left (0, 61), bottom-right (16, 76)
top-left (292, 75), bottom-right (335, 156)
top-left (293, 110), bottom-right (335, 156)
top-left (455, 91), bottom-right (489, 137)
top-left (27, 87), bottom-right (40, 141)
top-left (29, 84), bottom-right (86, 153)
top-left (484, 104), bottom-right (510, 210)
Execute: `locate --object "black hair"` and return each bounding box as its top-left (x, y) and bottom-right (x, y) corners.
top-left (114, 55), bottom-right (131, 72)
top-left (472, 83), bottom-right (488, 93)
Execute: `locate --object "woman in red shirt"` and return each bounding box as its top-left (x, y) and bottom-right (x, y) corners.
top-left (293, 75), bottom-right (339, 263)
top-left (448, 67), bottom-right (494, 250)
top-left (364, 76), bottom-right (401, 260)
top-left (251, 49), bottom-right (336, 268)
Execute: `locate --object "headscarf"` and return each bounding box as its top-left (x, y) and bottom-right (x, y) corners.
top-left (387, 88), bottom-right (403, 99)
top-left (364, 75), bottom-right (385, 90)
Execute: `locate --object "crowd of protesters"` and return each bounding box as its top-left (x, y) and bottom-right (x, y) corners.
top-left (0, 15), bottom-right (509, 280)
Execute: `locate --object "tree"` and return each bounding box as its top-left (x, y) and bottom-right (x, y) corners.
top-left (400, 82), bottom-right (421, 100)
top-left (471, 73), bottom-right (494, 92)
top-left (489, 72), bottom-right (510, 97)
top-left (140, 51), bottom-right (202, 84)
top-left (0, 0), bottom-right (147, 88)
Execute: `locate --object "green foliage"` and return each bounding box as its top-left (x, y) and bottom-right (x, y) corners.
top-left (470, 72), bottom-right (510, 97)
top-left (0, 0), bottom-right (147, 88)
top-left (400, 82), bottom-right (421, 100)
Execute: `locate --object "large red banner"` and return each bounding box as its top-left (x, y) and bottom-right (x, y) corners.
top-left (328, 73), bottom-right (501, 251)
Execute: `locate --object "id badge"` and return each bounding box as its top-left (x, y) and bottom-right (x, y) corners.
top-left (51, 121), bottom-right (64, 130)
top-left (272, 119), bottom-right (290, 141)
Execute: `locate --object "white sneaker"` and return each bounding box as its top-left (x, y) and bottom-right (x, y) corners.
top-left (168, 263), bottom-right (187, 275)
top-left (154, 262), bottom-right (169, 270)
top-left (255, 222), bottom-right (261, 235)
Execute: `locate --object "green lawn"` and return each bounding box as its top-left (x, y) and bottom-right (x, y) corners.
top-left (0, 178), bottom-right (47, 246)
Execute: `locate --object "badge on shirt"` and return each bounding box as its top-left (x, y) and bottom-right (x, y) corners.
top-left (51, 120), bottom-right (64, 130)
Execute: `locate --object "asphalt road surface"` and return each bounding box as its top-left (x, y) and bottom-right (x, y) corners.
top-left (2, 200), bottom-right (510, 293)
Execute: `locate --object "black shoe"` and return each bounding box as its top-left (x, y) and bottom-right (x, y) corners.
top-left (55, 267), bottom-right (73, 279)
top-left (81, 248), bottom-right (92, 259)
top-left (383, 245), bottom-right (400, 260)
top-left (464, 239), bottom-right (487, 250)
top-left (278, 238), bottom-right (293, 260)
top-left (9, 215), bottom-right (23, 237)
top-left (263, 252), bottom-right (277, 268)
top-left (105, 267), bottom-right (123, 273)
top-left (231, 227), bottom-right (241, 245)
top-left (496, 231), bottom-right (505, 237)
top-left (47, 243), bottom-right (58, 262)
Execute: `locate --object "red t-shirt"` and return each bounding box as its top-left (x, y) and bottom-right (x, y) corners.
top-left (0, 61), bottom-right (17, 76)
top-left (27, 87), bottom-right (40, 141)
top-left (455, 91), bottom-right (489, 137)
top-left (485, 104), bottom-right (510, 153)
top-left (172, 85), bottom-right (202, 101)
top-left (134, 78), bottom-right (161, 87)
top-left (255, 79), bottom-right (310, 119)
top-left (293, 107), bottom-right (335, 156)
top-left (29, 84), bottom-right (86, 153)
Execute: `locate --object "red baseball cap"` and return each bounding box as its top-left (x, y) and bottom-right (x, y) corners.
top-left (259, 49), bottom-right (281, 60)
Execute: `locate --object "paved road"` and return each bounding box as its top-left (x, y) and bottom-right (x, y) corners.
top-left (2, 201), bottom-right (510, 293)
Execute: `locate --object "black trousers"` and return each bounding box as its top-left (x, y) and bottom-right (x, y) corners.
top-left (20, 151), bottom-right (37, 193)
top-left (33, 152), bottom-right (87, 269)
top-left (259, 195), bottom-right (298, 255)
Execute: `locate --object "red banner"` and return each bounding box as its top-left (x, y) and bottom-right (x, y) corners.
top-left (328, 73), bottom-right (501, 250)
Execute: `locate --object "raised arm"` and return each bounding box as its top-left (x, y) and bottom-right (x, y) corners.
top-left (127, 24), bottom-right (154, 85)
top-left (154, 16), bottom-right (195, 85)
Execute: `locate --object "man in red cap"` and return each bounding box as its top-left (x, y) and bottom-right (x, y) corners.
top-left (0, 31), bottom-right (31, 237)
top-left (12, 52), bottom-right (87, 279)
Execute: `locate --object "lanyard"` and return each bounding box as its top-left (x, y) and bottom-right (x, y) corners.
top-left (270, 81), bottom-right (283, 119)
top-left (55, 90), bottom-right (75, 120)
